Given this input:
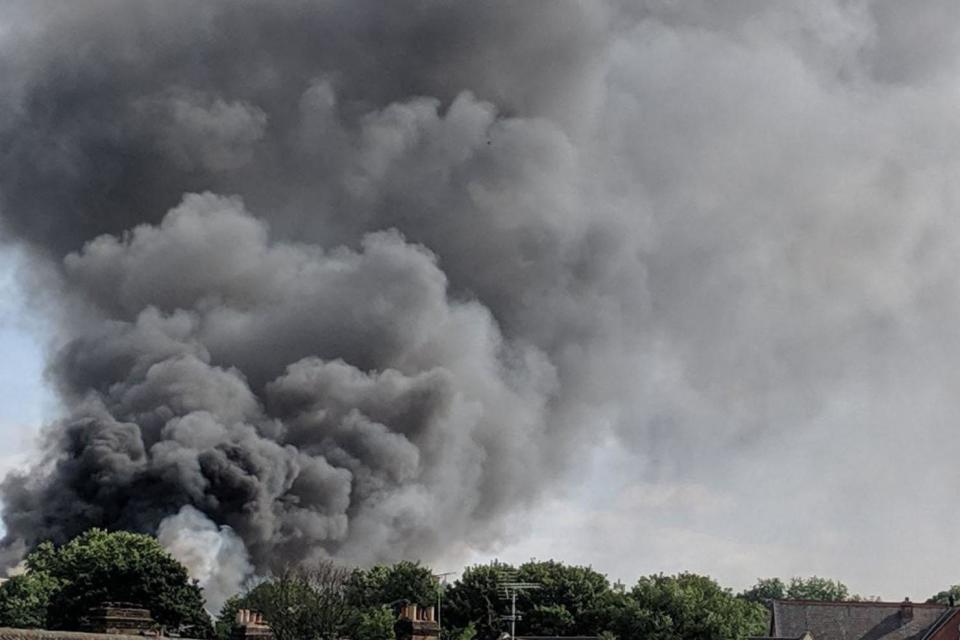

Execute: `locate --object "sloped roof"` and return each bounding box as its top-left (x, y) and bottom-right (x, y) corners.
top-left (917, 607), bottom-right (960, 640)
top-left (771, 600), bottom-right (949, 640)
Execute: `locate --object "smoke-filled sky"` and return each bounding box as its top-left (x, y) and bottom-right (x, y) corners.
top-left (3, 0), bottom-right (960, 606)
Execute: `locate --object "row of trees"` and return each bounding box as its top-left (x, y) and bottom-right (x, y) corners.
top-left (213, 561), bottom-right (767, 640)
top-left (213, 567), bottom-right (922, 640)
top-left (217, 561), bottom-right (442, 640)
top-left (0, 529), bottom-right (956, 640)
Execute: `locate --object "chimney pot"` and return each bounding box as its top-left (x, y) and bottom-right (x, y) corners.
top-left (901, 599), bottom-right (914, 621)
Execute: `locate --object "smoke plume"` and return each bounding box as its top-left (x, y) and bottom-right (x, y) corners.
top-left (7, 0), bottom-right (960, 601)
top-left (157, 506), bottom-right (252, 615)
top-left (0, 1), bottom-right (612, 584)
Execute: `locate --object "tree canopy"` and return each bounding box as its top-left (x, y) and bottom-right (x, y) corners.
top-left (442, 563), bottom-right (506, 640)
top-left (927, 585), bottom-right (960, 605)
top-left (243, 565), bottom-right (353, 640)
top-left (618, 573), bottom-right (768, 640)
top-left (0, 571), bottom-right (60, 629)
top-left (741, 576), bottom-right (852, 605)
top-left (0, 529), bottom-right (211, 636)
top-left (346, 561), bottom-right (441, 610)
top-left (739, 578), bottom-right (786, 604)
top-left (0, 528), bottom-right (891, 640)
top-left (216, 561), bottom-right (440, 640)
top-left (785, 576), bottom-right (849, 602)
top-left (443, 562), bottom-right (767, 640)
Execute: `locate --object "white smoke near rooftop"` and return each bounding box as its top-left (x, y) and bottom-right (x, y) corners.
top-left (158, 506), bottom-right (253, 615)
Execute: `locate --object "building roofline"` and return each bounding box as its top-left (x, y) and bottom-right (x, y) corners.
top-left (771, 600), bottom-right (947, 608)
top-left (918, 607), bottom-right (960, 640)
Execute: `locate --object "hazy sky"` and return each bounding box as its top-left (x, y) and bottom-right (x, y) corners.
top-left (0, 250), bottom-right (47, 472)
top-left (3, 0), bottom-right (960, 603)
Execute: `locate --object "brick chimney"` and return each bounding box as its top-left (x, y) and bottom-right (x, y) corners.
top-left (901, 598), bottom-right (914, 622)
top-left (86, 602), bottom-right (156, 635)
top-left (395, 604), bottom-right (439, 640)
top-left (232, 609), bottom-right (273, 640)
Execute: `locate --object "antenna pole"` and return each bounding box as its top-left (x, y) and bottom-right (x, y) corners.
top-left (495, 572), bottom-right (539, 639)
top-left (433, 571), bottom-right (455, 637)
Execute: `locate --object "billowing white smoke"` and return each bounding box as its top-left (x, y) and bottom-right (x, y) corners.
top-left (158, 506), bottom-right (253, 614)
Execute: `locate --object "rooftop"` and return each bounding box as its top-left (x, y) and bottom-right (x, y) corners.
top-left (770, 600), bottom-right (954, 640)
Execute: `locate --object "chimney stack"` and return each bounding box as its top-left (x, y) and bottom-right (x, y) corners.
top-left (233, 609), bottom-right (272, 640)
top-left (396, 603), bottom-right (440, 640)
top-left (901, 598), bottom-right (913, 622)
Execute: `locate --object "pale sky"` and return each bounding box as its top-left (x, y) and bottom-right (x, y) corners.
top-left (0, 249), bottom-right (48, 476)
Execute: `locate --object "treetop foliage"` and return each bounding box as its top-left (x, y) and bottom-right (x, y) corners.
top-left (0, 529), bottom-right (211, 636)
top-left (243, 565), bottom-right (353, 640)
top-left (2, 528), bottom-right (957, 640)
top-left (345, 560), bottom-right (441, 610)
top-left (443, 561), bottom-right (767, 640)
top-left (927, 585), bottom-right (960, 605)
top-left (739, 575), bottom-right (886, 605)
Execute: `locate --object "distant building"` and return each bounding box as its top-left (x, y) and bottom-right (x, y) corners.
top-left (750, 599), bottom-right (960, 640)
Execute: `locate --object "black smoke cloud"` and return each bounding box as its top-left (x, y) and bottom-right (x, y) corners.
top-left (8, 0), bottom-right (960, 601)
top-left (0, 0), bottom-right (618, 584)
top-left (2, 192), bottom-right (556, 565)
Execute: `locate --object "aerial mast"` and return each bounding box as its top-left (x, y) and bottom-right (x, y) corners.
top-left (496, 565), bottom-right (541, 639)
top-left (433, 571), bottom-right (455, 631)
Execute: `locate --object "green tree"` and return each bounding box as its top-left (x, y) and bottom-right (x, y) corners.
top-left (740, 578), bottom-right (786, 605)
top-left (453, 622), bottom-right (477, 640)
top-left (515, 560), bottom-right (613, 636)
top-left (244, 564), bottom-right (353, 640)
top-left (21, 529), bottom-right (211, 636)
top-left (524, 604), bottom-right (575, 636)
top-left (785, 577), bottom-right (849, 602)
top-left (443, 563), bottom-right (511, 640)
top-left (349, 606), bottom-right (396, 640)
top-left (0, 571), bottom-right (60, 628)
top-left (444, 560), bottom-right (619, 640)
top-left (927, 585), bottom-right (960, 605)
top-left (619, 573), bottom-right (768, 640)
top-left (214, 595), bottom-right (246, 640)
top-left (346, 561), bottom-right (440, 611)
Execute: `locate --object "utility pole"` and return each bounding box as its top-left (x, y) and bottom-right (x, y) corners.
top-left (496, 572), bottom-right (540, 639)
top-left (433, 571), bottom-right (455, 634)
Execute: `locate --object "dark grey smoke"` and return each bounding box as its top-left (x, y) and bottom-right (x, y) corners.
top-left (0, 0), bottom-right (620, 583)
top-left (7, 0), bottom-right (960, 601)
